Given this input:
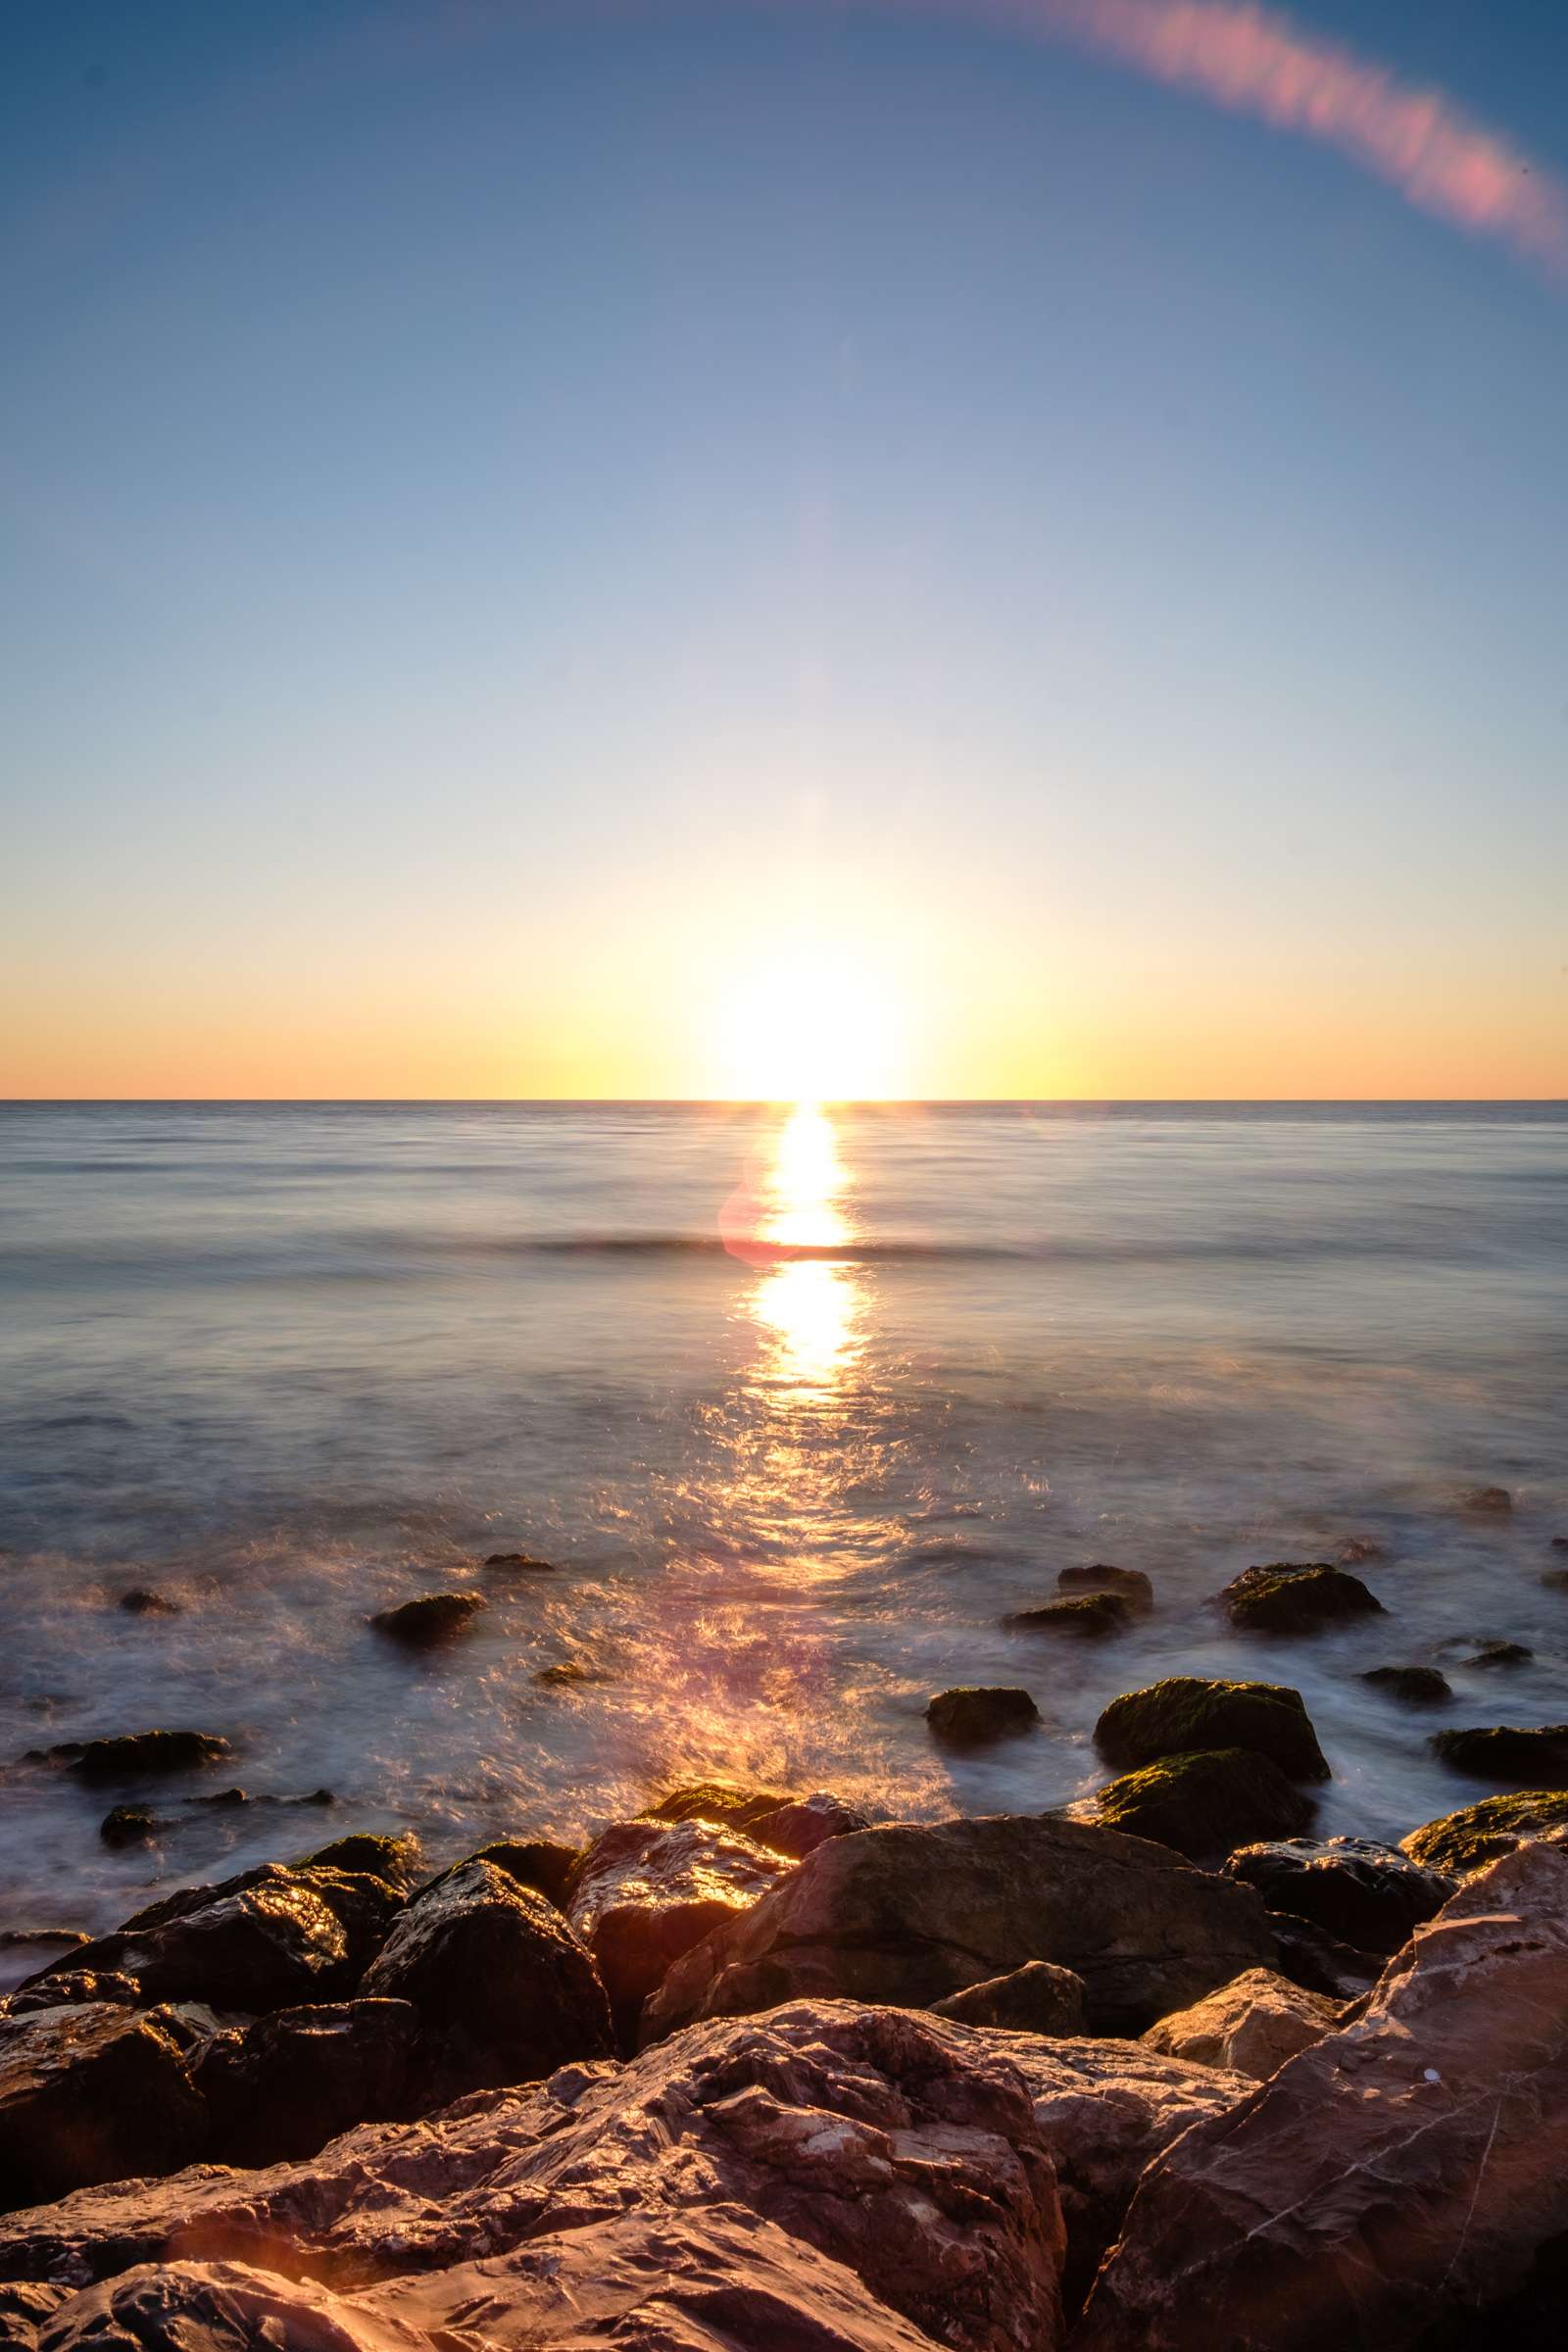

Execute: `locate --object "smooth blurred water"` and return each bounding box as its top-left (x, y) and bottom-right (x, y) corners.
top-left (0, 1100), bottom-right (1564, 1952)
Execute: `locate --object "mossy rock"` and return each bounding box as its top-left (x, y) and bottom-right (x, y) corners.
top-left (1057, 1564), bottom-right (1154, 1611)
top-left (641, 1782), bottom-right (796, 1833)
top-left (1361, 1665), bottom-right (1451, 1705)
top-left (1091, 1747), bottom-right (1315, 1861)
top-left (66, 1730), bottom-right (231, 1784)
top-left (1004, 1592), bottom-right (1129, 1637)
top-left (1095, 1677), bottom-right (1329, 1781)
top-left (370, 1592), bottom-right (486, 1645)
top-left (299, 1832), bottom-right (424, 1891)
top-left (925, 1688), bottom-right (1041, 1747)
top-left (1428, 1725), bottom-right (1568, 1786)
top-left (1218, 1563), bottom-right (1383, 1633)
top-left (1401, 1788), bottom-right (1568, 1876)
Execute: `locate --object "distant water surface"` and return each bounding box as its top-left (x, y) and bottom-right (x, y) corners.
top-left (0, 1100), bottom-right (1564, 1953)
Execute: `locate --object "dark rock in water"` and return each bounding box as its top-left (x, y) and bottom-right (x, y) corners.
top-left (1057, 1562), bottom-right (1155, 1610)
top-left (483, 1549), bottom-right (557, 1571)
top-left (0, 2001), bottom-right (207, 2208)
top-left (1461, 1484), bottom-right (1513, 1513)
top-left (1554, 1537), bottom-right (1568, 1550)
top-left (1430, 1724), bottom-right (1568, 1786)
top-left (930, 1959), bottom-right (1086, 2034)
top-left (1142, 1967), bottom-right (1340, 2081)
top-left (1075, 1841), bottom-right (1568, 2352)
top-left (117, 1589), bottom-right (178, 1616)
top-left (67, 1731), bottom-right (230, 1784)
top-left (2, 1971), bottom-right (144, 2017)
top-left (98, 1805), bottom-right (158, 1848)
top-left (361, 1856), bottom-right (612, 2095)
top-left (1090, 1749), bottom-right (1315, 1862)
top-left (1094, 1677), bottom-right (1329, 1780)
top-left (0, 1930), bottom-right (86, 1959)
top-left (533, 1656), bottom-right (612, 1686)
top-left (566, 1819), bottom-right (790, 2034)
top-left (1542, 1568), bottom-right (1568, 1593)
top-left (1266, 1912), bottom-right (1384, 2000)
top-left (1469, 1639), bottom-right (1534, 1667)
top-left (1223, 1836), bottom-right (1455, 1956)
top-left (370, 1591), bottom-right (486, 1645)
top-left (1004, 1592), bottom-right (1129, 1636)
top-left (1361, 1664), bottom-right (1451, 1704)
top-left (641, 1781), bottom-right (794, 1833)
top-left (190, 1787), bottom-right (248, 1808)
top-left (1402, 1788), bottom-right (1568, 1876)
top-left (296, 1831), bottom-right (423, 1891)
top-left (926, 1686), bottom-right (1041, 1745)
top-left (1217, 1563), bottom-right (1384, 1633)
top-left (195, 1998), bottom-right (423, 2165)
top-left (463, 1837), bottom-right (582, 1909)
top-left (747, 1791), bottom-right (870, 1858)
top-left (642, 1814), bottom-right (1273, 2041)
top-left (1336, 1536), bottom-right (1386, 1563)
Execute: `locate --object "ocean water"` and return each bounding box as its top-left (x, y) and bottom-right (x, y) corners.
top-left (1, 1099), bottom-right (1564, 1957)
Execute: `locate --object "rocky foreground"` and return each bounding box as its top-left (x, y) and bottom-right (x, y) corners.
top-left (6, 1661), bottom-right (1568, 2349)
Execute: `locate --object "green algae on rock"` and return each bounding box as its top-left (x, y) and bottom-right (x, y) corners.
top-left (1090, 1748), bottom-right (1315, 1861)
top-left (1094, 1677), bottom-right (1329, 1780)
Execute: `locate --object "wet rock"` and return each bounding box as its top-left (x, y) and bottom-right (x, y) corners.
top-left (361, 1856), bottom-right (612, 2094)
top-left (195, 1999), bottom-right (423, 2166)
top-left (483, 1548), bottom-right (557, 1570)
top-left (1004, 1592), bottom-right (1129, 1636)
top-left (1401, 1787), bottom-right (1568, 1876)
top-left (930, 1959), bottom-right (1086, 2034)
top-left (1553, 1537), bottom-right (1568, 1550)
top-left (1094, 1676), bottom-right (1329, 1780)
top-left (116, 1590), bottom-right (178, 1617)
top-left (642, 1814), bottom-right (1273, 2041)
top-left (1, 1973), bottom-right (144, 2018)
top-left (1223, 1835), bottom-right (1456, 1956)
top-left (297, 1832), bottom-right (423, 1891)
top-left (1088, 1748), bottom-right (1315, 1862)
top-left (369, 1591), bottom-right (486, 1645)
top-left (0, 2004), bottom-right (1073, 2352)
top-left (0, 2002), bottom-right (207, 2209)
top-left (66, 1731), bottom-right (230, 1785)
top-left (566, 1819), bottom-right (790, 2034)
top-left (0, 1931), bottom-right (86, 1962)
top-left (925, 1685), bottom-right (1041, 1745)
top-left (462, 1837), bottom-right (583, 1909)
top-left (1075, 1840), bottom-right (1568, 2352)
top-left (97, 1806), bottom-right (157, 1848)
top-left (747, 1791), bottom-right (871, 1858)
top-left (641, 1780), bottom-right (794, 1833)
top-left (1057, 1562), bottom-right (1154, 1610)
top-left (1217, 1562), bottom-right (1384, 1633)
top-left (1430, 1723), bottom-right (1568, 1785)
top-left (1265, 1911), bottom-right (1383, 2000)
top-left (1542, 1567), bottom-right (1568, 1593)
top-left (532, 1657), bottom-right (609, 1686)
top-left (1470, 1639), bottom-right (1534, 1666)
top-left (1142, 1966), bottom-right (1340, 2079)
top-left (1361, 1663), bottom-right (1451, 1704)
top-left (1461, 1484), bottom-right (1513, 1513)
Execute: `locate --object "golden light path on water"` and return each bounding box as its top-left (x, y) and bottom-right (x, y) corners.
top-left (750, 1103), bottom-right (861, 1394)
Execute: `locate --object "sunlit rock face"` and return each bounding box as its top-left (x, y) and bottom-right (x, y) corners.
top-left (564, 1818), bottom-right (792, 2035)
top-left (1141, 1967), bottom-right (1340, 2080)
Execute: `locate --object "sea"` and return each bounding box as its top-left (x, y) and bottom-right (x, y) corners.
top-left (1, 1099), bottom-right (1564, 1962)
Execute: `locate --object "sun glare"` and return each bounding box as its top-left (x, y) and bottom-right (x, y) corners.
top-left (718, 950), bottom-right (903, 1102)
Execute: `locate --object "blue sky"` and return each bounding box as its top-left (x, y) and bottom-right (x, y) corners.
top-left (3, 1), bottom-right (1565, 1096)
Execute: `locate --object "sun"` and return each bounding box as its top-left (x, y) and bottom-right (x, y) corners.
top-left (716, 947), bottom-right (904, 1102)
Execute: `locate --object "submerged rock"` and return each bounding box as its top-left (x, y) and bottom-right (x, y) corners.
top-left (1430, 1723), bottom-right (1568, 1785)
top-left (1094, 1676), bottom-right (1329, 1780)
top-left (1361, 1663), bottom-right (1451, 1704)
top-left (1223, 1835), bottom-right (1456, 1956)
top-left (1469, 1639), bottom-right (1534, 1667)
top-left (0, 2001), bottom-right (207, 2209)
top-left (1217, 1563), bottom-right (1383, 1633)
top-left (369, 1591), bottom-right (486, 1645)
top-left (1401, 1787), bottom-right (1568, 1876)
top-left (116, 1590), bottom-right (179, 1616)
top-left (1076, 1840), bottom-right (1568, 2352)
top-left (565, 1819), bottom-right (790, 2033)
top-left (1089, 1748), bottom-right (1315, 1862)
top-left (98, 1805), bottom-right (157, 1848)
top-left (1004, 1592), bottom-right (1129, 1636)
top-left (641, 1781), bottom-right (793, 1834)
top-left (1057, 1562), bottom-right (1154, 1610)
top-left (746, 1791), bottom-right (870, 1858)
top-left (1142, 1966), bottom-right (1340, 2080)
top-left (642, 1814), bottom-right (1273, 2040)
top-left (925, 1686), bottom-right (1041, 1745)
top-left (1460, 1484), bottom-right (1513, 1513)
top-left (1541, 1567), bottom-right (1568, 1593)
top-left (65, 1731), bottom-right (230, 1785)
top-left (483, 1549), bottom-right (558, 1571)
top-left (297, 1831), bottom-right (423, 1890)
top-left (195, 1998), bottom-right (423, 2166)
top-left (930, 1960), bottom-right (1086, 2034)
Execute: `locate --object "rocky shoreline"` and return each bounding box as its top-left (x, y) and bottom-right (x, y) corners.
top-left (5, 1557), bottom-right (1568, 2348)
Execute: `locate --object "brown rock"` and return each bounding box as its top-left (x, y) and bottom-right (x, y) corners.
top-left (641, 1781), bottom-right (794, 1833)
top-left (1222, 1836), bottom-right (1454, 1955)
top-left (370, 1592), bottom-right (485, 1645)
top-left (195, 1999), bottom-right (423, 2166)
top-left (925, 1687), bottom-right (1041, 1745)
top-left (1141, 1967), bottom-right (1340, 2080)
top-left (931, 1960), bottom-right (1086, 2034)
top-left (64, 1731), bottom-right (230, 1785)
top-left (747, 1792), bottom-right (871, 1858)
top-left (1430, 1724), bottom-right (1568, 1785)
top-left (1093, 1677), bottom-right (1329, 1780)
top-left (0, 2002), bottom-right (207, 2209)
top-left (1004, 1593), bottom-right (1130, 1637)
top-left (1216, 1563), bottom-right (1383, 1633)
top-left (565, 1819), bottom-right (791, 2033)
top-left (1087, 1748), bottom-right (1315, 1861)
top-left (1057, 1563), bottom-right (1155, 1610)
top-left (1400, 1787), bottom-right (1568, 1876)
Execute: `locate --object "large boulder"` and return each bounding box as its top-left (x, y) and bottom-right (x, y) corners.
top-left (564, 1819), bottom-right (791, 2033)
top-left (1222, 1836), bottom-right (1454, 1955)
top-left (1401, 1788), bottom-right (1568, 1876)
top-left (747, 1792), bottom-right (870, 1858)
top-left (194, 1999), bottom-right (423, 2166)
top-left (641, 1815), bottom-right (1273, 2041)
top-left (1094, 1678), bottom-right (1329, 1781)
top-left (463, 1837), bottom-right (583, 1908)
top-left (641, 1781), bottom-right (794, 1833)
top-left (297, 1832), bottom-right (424, 1891)
top-left (1142, 1967), bottom-right (1340, 2080)
top-left (361, 1857), bottom-right (612, 2092)
top-left (0, 2002), bottom-right (208, 2208)
top-left (931, 1961), bottom-right (1086, 2035)
top-left (1216, 1564), bottom-right (1383, 1633)
top-left (926, 1687), bottom-right (1041, 1745)
top-left (1075, 1840), bottom-right (1568, 2352)
top-left (1430, 1724), bottom-right (1568, 1785)
top-left (1087, 1749), bottom-right (1315, 1862)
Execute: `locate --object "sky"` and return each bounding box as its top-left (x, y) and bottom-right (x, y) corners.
top-left (3, 0), bottom-right (1566, 1100)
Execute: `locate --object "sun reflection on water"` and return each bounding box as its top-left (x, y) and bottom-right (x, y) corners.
top-left (750, 1104), bottom-right (860, 1394)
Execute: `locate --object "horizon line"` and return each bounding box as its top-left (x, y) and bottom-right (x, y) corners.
top-left (3, 1096), bottom-right (1565, 1110)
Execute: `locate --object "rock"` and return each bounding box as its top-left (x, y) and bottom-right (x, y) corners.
top-left (926, 1686), bottom-right (1041, 1745)
top-left (1057, 1563), bottom-right (1154, 1610)
top-left (1336, 1537), bottom-right (1386, 1563)
top-left (1075, 1840), bottom-right (1568, 2352)
top-left (1361, 1663), bottom-right (1451, 1704)
top-left (747, 1792), bottom-right (871, 1858)
top-left (1461, 1484), bottom-right (1513, 1512)
top-left (0, 2002), bottom-right (207, 2208)
top-left (0, 1931), bottom-right (87, 1961)
top-left (464, 1837), bottom-right (583, 1908)
top-left (1264, 1911), bottom-right (1383, 2000)
top-left (483, 1549), bottom-right (557, 1571)
top-left (1401, 1788), bottom-right (1568, 1875)
top-left (0, 2002), bottom-right (1070, 2352)
top-left (2, 1974), bottom-right (144, 2018)
top-left (369, 1591), bottom-right (486, 1645)
top-left (642, 1815), bottom-right (1273, 2041)
top-left (1430, 1724), bottom-right (1568, 1785)
top-left (641, 1781), bottom-right (794, 1833)
top-left (361, 1857), bottom-right (612, 2093)
top-left (66, 1731), bottom-right (230, 1784)
top-left (1088, 1749), bottom-right (1315, 1862)
top-left (533, 1658), bottom-right (610, 1686)
top-left (1541, 1567), bottom-right (1568, 1593)
top-left (1470, 1639), bottom-right (1533, 1666)
top-left (297, 1832), bottom-right (424, 1890)
top-left (1094, 1677), bottom-right (1329, 1781)
top-left (931, 1960), bottom-right (1086, 2034)
top-left (1004, 1592), bottom-right (1129, 1636)
top-left (1217, 1563), bottom-right (1384, 1633)
top-left (195, 1999), bottom-right (423, 2165)
top-left (1553, 1537), bottom-right (1568, 1549)
top-left (116, 1590), bottom-right (178, 1616)
top-left (1142, 1966), bottom-right (1340, 2079)
top-left (97, 1806), bottom-right (157, 1848)
top-left (566, 1819), bottom-right (790, 2034)
top-left (1223, 1835), bottom-right (1456, 1956)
